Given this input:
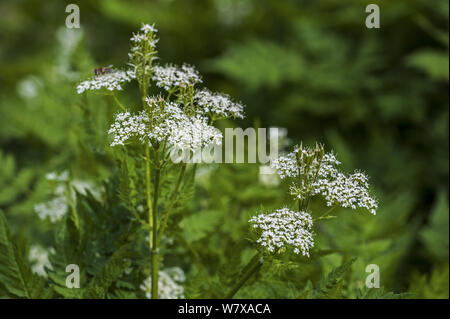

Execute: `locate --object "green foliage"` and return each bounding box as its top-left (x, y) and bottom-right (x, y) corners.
top-left (179, 209), bottom-right (223, 244)
top-left (0, 151), bottom-right (34, 208)
top-left (409, 263), bottom-right (449, 299)
top-left (0, 210), bottom-right (48, 298)
top-left (47, 178), bottom-right (145, 299)
top-left (419, 191), bottom-right (449, 262)
top-left (0, 0), bottom-right (447, 299)
top-left (355, 287), bottom-right (413, 299)
top-left (210, 39), bottom-right (305, 91)
top-left (406, 49), bottom-right (449, 80)
top-left (299, 258), bottom-right (356, 299)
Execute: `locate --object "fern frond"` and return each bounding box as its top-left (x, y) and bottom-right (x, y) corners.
top-left (0, 210), bottom-right (47, 298)
top-left (298, 257), bottom-right (357, 299)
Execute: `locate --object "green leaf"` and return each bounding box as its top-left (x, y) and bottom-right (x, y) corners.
top-left (420, 191), bottom-right (449, 261)
top-left (0, 210), bottom-right (46, 298)
top-left (83, 245), bottom-right (133, 298)
top-left (0, 151), bottom-right (35, 206)
top-left (300, 257), bottom-right (357, 299)
top-left (356, 286), bottom-right (413, 299)
top-left (409, 263), bottom-right (449, 299)
top-left (208, 39), bottom-right (304, 91)
top-left (179, 210), bottom-right (222, 243)
top-left (406, 49), bottom-right (449, 80)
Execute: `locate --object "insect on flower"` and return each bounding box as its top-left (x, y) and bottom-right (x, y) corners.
top-left (94, 65), bottom-right (114, 76)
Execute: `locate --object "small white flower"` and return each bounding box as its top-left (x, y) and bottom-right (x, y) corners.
top-left (29, 245), bottom-right (54, 278)
top-left (271, 147), bottom-right (378, 214)
top-left (76, 69), bottom-right (136, 94)
top-left (140, 267), bottom-right (185, 299)
top-left (312, 170), bottom-right (378, 215)
top-left (164, 267), bottom-right (186, 283)
top-left (45, 170), bottom-right (69, 182)
top-left (194, 88), bottom-right (244, 119)
top-left (35, 173), bottom-right (101, 222)
top-left (140, 23), bottom-right (158, 34)
top-left (17, 76), bottom-right (41, 100)
top-left (249, 208), bottom-right (314, 257)
top-left (108, 98), bottom-right (222, 152)
top-left (130, 23), bottom-right (159, 50)
top-left (108, 111), bottom-right (149, 147)
top-left (152, 64), bottom-right (202, 91)
top-left (166, 115), bottom-right (223, 152)
top-left (34, 196), bottom-right (67, 223)
top-left (270, 152), bottom-right (298, 179)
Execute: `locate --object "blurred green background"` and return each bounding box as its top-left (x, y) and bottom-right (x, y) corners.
top-left (0, 0), bottom-right (448, 298)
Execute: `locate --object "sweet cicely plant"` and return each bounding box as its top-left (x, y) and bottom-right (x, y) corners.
top-left (76, 23), bottom-right (378, 299)
top-left (77, 23), bottom-right (243, 298)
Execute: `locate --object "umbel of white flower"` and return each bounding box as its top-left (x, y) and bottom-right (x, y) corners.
top-left (140, 267), bottom-right (185, 299)
top-left (194, 89), bottom-right (244, 120)
top-left (129, 23), bottom-right (159, 81)
top-left (249, 208), bottom-right (314, 257)
top-left (34, 171), bottom-right (100, 223)
top-left (271, 144), bottom-right (378, 215)
top-left (28, 245), bottom-right (54, 278)
top-left (76, 69), bottom-right (136, 94)
top-left (108, 97), bottom-right (223, 151)
top-left (152, 64), bottom-right (202, 91)
top-left (78, 23), bottom-right (246, 153)
top-left (76, 23), bottom-right (157, 95)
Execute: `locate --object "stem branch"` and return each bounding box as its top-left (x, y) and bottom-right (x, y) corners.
top-left (315, 205), bottom-right (337, 221)
top-left (151, 149), bottom-right (161, 299)
top-left (111, 94), bottom-right (127, 112)
top-left (157, 163), bottom-right (187, 245)
top-left (225, 253), bottom-right (263, 299)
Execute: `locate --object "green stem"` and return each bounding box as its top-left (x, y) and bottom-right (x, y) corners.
top-left (157, 163), bottom-right (187, 245)
top-left (111, 94), bottom-right (126, 112)
top-left (151, 148), bottom-right (161, 299)
top-left (315, 205), bottom-right (337, 221)
top-left (225, 253), bottom-right (263, 299)
top-left (151, 152), bottom-right (161, 299)
top-left (191, 163), bottom-right (198, 182)
top-left (145, 145), bottom-right (153, 248)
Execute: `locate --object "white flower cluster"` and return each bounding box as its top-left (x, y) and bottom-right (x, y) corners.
top-left (34, 195), bottom-right (67, 223)
top-left (152, 64), bottom-right (202, 91)
top-left (270, 152), bottom-right (298, 179)
top-left (249, 208), bottom-right (314, 257)
top-left (271, 147), bottom-right (378, 214)
top-left (34, 171), bottom-right (100, 222)
top-left (108, 111), bottom-right (149, 147)
top-left (28, 245), bottom-right (54, 278)
top-left (130, 23), bottom-right (159, 48)
top-left (128, 23), bottom-right (159, 70)
top-left (76, 69), bottom-right (136, 94)
top-left (140, 267), bottom-right (185, 299)
top-left (167, 114), bottom-right (223, 152)
top-left (312, 170), bottom-right (378, 215)
top-left (34, 171), bottom-right (69, 222)
top-left (45, 170), bottom-right (69, 182)
top-left (108, 98), bottom-right (222, 151)
top-left (194, 89), bottom-right (244, 119)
